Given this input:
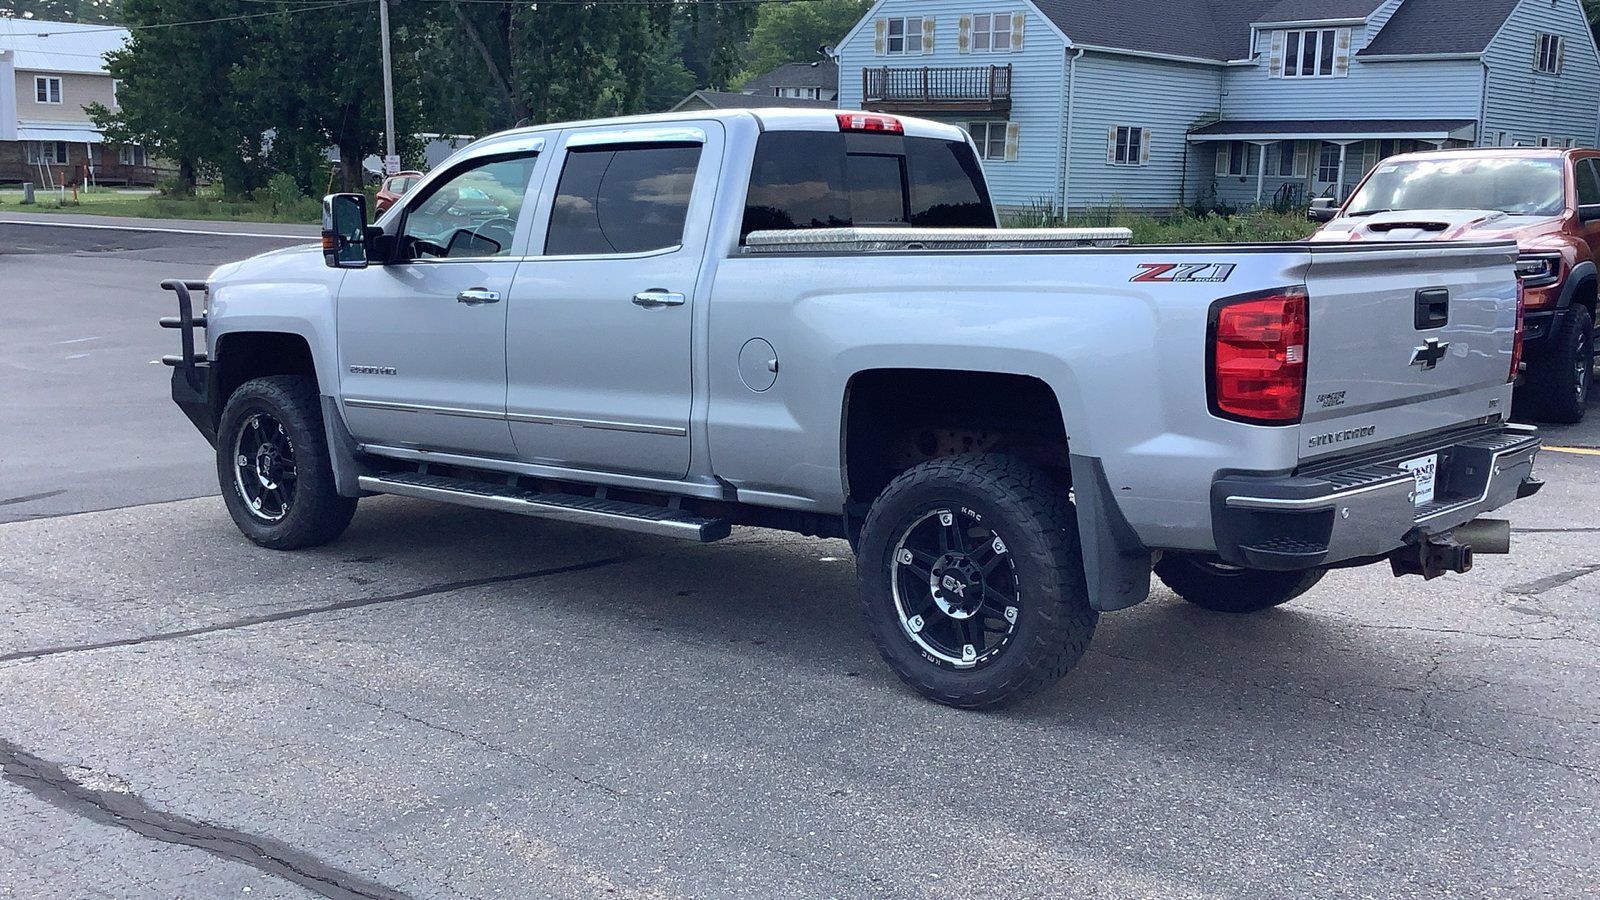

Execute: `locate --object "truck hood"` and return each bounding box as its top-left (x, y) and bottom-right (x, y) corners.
top-left (208, 241), bottom-right (323, 283)
top-left (1310, 209), bottom-right (1561, 244)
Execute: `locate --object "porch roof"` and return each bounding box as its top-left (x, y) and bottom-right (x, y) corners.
top-left (1187, 118), bottom-right (1478, 143)
top-left (17, 123), bottom-right (104, 144)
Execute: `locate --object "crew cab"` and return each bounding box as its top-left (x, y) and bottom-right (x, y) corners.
top-left (163, 109), bottom-right (1543, 708)
top-left (1310, 147), bottom-right (1599, 423)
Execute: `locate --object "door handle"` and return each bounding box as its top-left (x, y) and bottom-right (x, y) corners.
top-left (632, 290), bottom-right (686, 309)
top-left (457, 289), bottom-right (501, 305)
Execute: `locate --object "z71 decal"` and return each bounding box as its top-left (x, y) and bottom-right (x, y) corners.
top-left (1130, 263), bottom-right (1237, 283)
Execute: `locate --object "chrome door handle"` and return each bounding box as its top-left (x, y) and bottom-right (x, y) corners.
top-left (457, 289), bottom-right (501, 305)
top-left (632, 290), bottom-right (686, 309)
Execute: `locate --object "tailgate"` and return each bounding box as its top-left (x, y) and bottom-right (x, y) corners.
top-left (1299, 242), bottom-right (1519, 461)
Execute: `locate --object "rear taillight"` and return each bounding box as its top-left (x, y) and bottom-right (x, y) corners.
top-left (1208, 288), bottom-right (1308, 424)
top-left (1510, 279), bottom-right (1525, 383)
top-left (837, 112), bottom-right (904, 134)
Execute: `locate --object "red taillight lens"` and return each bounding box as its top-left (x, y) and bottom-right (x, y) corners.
top-left (837, 112), bottom-right (904, 134)
top-left (1210, 288), bottom-right (1308, 423)
top-left (1509, 279), bottom-right (1525, 383)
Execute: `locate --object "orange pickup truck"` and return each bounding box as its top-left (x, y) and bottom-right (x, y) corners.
top-left (1309, 147), bottom-right (1598, 423)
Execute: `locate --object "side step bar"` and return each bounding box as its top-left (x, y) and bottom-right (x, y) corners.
top-left (357, 472), bottom-right (732, 543)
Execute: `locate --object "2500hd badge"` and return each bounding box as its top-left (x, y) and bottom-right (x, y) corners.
top-left (1307, 425), bottom-right (1377, 449)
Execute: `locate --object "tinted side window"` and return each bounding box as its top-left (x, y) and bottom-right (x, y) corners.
top-left (1577, 158), bottom-right (1600, 206)
top-left (545, 144), bottom-right (702, 256)
top-left (742, 132), bottom-right (995, 239)
top-left (400, 154), bottom-right (538, 260)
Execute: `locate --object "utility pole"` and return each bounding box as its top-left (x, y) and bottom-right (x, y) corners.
top-left (379, 0), bottom-right (397, 175)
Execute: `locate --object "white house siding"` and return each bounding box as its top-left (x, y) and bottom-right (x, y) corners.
top-left (1223, 30), bottom-right (1483, 120)
top-left (1066, 53), bottom-right (1221, 213)
top-left (1480, 0), bottom-right (1600, 147)
top-left (834, 0), bottom-right (1069, 210)
top-left (1364, 0), bottom-right (1407, 37)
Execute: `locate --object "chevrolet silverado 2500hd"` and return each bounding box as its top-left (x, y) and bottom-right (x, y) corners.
top-left (163, 109), bottom-right (1543, 708)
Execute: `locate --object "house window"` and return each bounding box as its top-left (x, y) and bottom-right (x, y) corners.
top-left (1272, 140), bottom-right (1308, 177)
top-left (887, 17), bottom-right (923, 54)
top-left (972, 13), bottom-right (1012, 52)
top-left (968, 122), bottom-right (1008, 160)
top-left (1283, 29), bottom-right (1337, 77)
top-left (1110, 126), bottom-right (1148, 166)
top-left (118, 145), bottom-right (147, 167)
top-left (1217, 141), bottom-right (1246, 176)
top-left (776, 87), bottom-right (822, 100)
top-left (25, 141), bottom-right (69, 164)
top-left (1376, 139), bottom-right (1421, 159)
top-left (1535, 33), bottom-right (1563, 74)
top-left (34, 76), bottom-right (62, 104)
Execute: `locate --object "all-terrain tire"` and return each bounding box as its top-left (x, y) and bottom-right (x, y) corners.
top-left (1518, 304), bottom-right (1593, 425)
top-left (216, 375), bottom-right (357, 550)
top-left (1153, 554), bottom-right (1325, 614)
top-left (856, 454), bottom-right (1097, 709)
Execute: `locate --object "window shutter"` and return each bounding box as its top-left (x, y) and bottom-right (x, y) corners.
top-left (1333, 28), bottom-right (1351, 76)
top-left (1533, 34), bottom-right (1540, 72)
top-left (1108, 127), bottom-right (1119, 163)
top-left (923, 16), bottom-right (936, 54)
top-left (1361, 140), bottom-right (1377, 173)
top-left (1558, 36), bottom-right (1565, 74)
top-left (1215, 144), bottom-right (1229, 175)
top-left (1005, 123), bottom-right (1020, 161)
top-left (1293, 141), bottom-right (1309, 177)
top-left (958, 14), bottom-right (972, 53)
top-left (1140, 129), bottom-right (1152, 166)
top-left (1268, 30), bottom-right (1285, 78)
top-left (1011, 11), bottom-right (1024, 51)
top-left (874, 18), bottom-right (886, 56)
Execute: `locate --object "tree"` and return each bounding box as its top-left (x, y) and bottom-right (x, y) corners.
top-left (735, 0), bottom-right (868, 84)
top-left (1586, 0), bottom-right (1600, 45)
top-left (87, 0), bottom-right (261, 194)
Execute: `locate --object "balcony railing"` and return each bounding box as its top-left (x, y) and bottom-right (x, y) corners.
top-left (861, 64), bottom-right (1011, 114)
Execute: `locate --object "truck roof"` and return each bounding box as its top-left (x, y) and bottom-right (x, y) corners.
top-left (460, 108), bottom-right (971, 158)
top-left (1377, 146), bottom-right (1590, 165)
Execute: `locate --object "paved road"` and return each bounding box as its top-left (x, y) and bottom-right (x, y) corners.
top-left (1, 220), bottom-right (1597, 899)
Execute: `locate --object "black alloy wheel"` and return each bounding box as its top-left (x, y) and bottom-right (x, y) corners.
top-left (216, 375), bottom-right (358, 550)
top-left (857, 454), bottom-right (1097, 709)
top-left (232, 410), bottom-right (297, 523)
top-left (889, 506), bottom-right (1020, 669)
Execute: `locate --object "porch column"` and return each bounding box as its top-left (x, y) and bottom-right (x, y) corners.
top-left (1335, 142), bottom-right (1349, 200)
top-left (1255, 142), bottom-right (1268, 202)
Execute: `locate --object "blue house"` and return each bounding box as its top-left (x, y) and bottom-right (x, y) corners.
top-left (834, 0), bottom-right (1600, 213)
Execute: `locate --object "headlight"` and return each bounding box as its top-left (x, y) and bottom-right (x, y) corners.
top-left (1514, 255), bottom-right (1561, 287)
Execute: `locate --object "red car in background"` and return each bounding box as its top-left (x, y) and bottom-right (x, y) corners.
top-left (1309, 147), bottom-right (1599, 423)
top-left (375, 170), bottom-right (424, 214)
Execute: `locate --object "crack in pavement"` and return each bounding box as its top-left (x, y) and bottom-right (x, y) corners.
top-left (0, 737), bottom-right (413, 900)
top-left (0, 556), bottom-right (629, 664)
top-left (0, 490), bottom-right (67, 507)
top-left (1502, 563), bottom-right (1600, 596)
top-left (1513, 526), bottom-right (1600, 534)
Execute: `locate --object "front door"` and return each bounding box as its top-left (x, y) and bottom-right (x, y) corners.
top-left (504, 122), bottom-right (722, 479)
top-left (337, 150), bottom-right (543, 458)
top-left (1312, 141), bottom-right (1345, 201)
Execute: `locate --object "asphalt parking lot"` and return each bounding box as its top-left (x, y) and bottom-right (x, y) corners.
top-left (1, 215), bottom-right (1597, 899)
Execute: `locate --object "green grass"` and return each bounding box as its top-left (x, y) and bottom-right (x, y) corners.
top-left (1005, 205), bottom-right (1320, 244)
top-left (0, 186), bottom-right (321, 224)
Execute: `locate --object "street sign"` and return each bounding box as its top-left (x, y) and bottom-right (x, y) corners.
top-left (383, 155), bottom-right (401, 176)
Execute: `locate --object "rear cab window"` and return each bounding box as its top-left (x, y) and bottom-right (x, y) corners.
top-left (741, 130), bottom-right (996, 241)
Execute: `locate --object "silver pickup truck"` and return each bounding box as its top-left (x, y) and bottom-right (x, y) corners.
top-left (163, 109), bottom-right (1543, 708)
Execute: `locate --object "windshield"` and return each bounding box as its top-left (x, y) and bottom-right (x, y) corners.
top-left (1344, 157), bottom-right (1566, 217)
